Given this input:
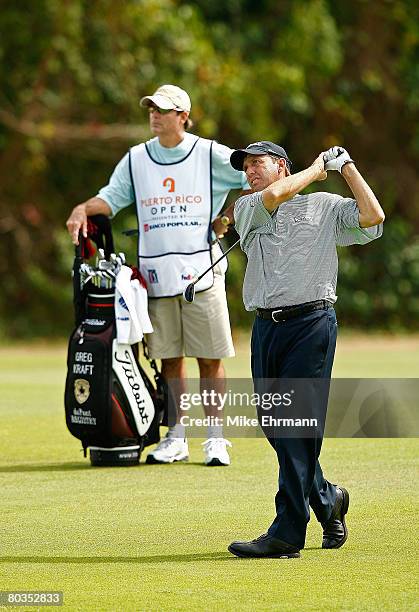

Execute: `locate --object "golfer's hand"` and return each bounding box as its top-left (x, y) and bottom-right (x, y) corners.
top-left (324, 146), bottom-right (354, 173)
top-left (312, 153), bottom-right (327, 181)
top-left (212, 217), bottom-right (230, 239)
top-left (66, 204), bottom-right (87, 245)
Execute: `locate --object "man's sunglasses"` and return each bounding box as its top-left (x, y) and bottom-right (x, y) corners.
top-left (148, 105), bottom-right (177, 115)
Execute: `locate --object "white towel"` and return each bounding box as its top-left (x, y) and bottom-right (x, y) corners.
top-left (115, 266), bottom-right (153, 344)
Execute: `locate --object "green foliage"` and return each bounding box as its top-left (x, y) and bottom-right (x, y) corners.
top-left (0, 0), bottom-right (418, 337)
top-left (337, 221), bottom-right (419, 330)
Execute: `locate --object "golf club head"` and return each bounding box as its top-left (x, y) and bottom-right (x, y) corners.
top-left (183, 283), bottom-right (196, 303)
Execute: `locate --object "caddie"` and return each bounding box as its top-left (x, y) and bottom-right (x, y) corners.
top-left (227, 142), bottom-right (385, 558)
top-left (66, 84), bottom-right (248, 466)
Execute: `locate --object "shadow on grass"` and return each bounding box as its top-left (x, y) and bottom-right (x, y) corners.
top-left (0, 461), bottom-right (220, 473)
top-left (0, 462), bottom-right (90, 473)
top-left (0, 552), bottom-right (232, 564)
top-left (142, 461), bottom-right (221, 467)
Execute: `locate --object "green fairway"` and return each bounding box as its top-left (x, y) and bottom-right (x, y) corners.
top-left (0, 339), bottom-right (418, 611)
top-left (196, 332), bottom-right (419, 379)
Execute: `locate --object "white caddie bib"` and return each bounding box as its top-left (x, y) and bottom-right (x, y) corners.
top-left (130, 138), bottom-right (214, 298)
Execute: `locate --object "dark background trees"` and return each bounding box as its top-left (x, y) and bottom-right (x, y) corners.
top-left (0, 0), bottom-right (417, 337)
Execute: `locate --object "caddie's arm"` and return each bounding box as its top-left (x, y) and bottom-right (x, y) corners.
top-left (66, 196), bottom-right (112, 245)
top-left (212, 190), bottom-right (252, 238)
top-left (263, 154), bottom-right (327, 212)
top-left (341, 165), bottom-right (385, 228)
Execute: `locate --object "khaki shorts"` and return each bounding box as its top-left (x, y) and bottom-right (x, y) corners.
top-left (145, 249), bottom-right (235, 360)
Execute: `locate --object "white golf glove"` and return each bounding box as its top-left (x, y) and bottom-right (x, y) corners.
top-left (324, 146), bottom-right (354, 173)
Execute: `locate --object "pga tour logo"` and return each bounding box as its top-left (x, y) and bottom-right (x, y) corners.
top-left (148, 269), bottom-right (159, 284)
top-left (144, 223), bottom-right (150, 232)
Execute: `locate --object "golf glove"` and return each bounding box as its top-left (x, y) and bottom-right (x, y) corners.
top-left (324, 146), bottom-right (354, 173)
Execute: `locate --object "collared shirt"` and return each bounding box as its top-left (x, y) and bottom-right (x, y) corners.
top-left (97, 133), bottom-right (248, 218)
top-left (234, 191), bottom-right (383, 311)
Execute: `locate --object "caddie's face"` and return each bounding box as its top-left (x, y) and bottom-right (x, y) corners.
top-left (148, 104), bottom-right (188, 136)
top-left (243, 155), bottom-right (285, 191)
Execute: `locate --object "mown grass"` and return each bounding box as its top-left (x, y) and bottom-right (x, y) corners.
top-left (0, 336), bottom-right (418, 611)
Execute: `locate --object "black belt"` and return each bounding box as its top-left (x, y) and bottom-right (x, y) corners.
top-left (257, 300), bottom-right (333, 323)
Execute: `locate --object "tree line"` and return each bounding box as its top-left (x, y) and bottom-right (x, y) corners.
top-left (0, 0), bottom-right (417, 337)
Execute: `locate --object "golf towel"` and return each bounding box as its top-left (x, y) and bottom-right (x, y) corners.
top-left (115, 266), bottom-right (153, 344)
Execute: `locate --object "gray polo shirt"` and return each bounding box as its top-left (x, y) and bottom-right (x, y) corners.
top-left (234, 191), bottom-right (383, 311)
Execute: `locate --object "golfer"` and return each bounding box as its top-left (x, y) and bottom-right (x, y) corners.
top-left (66, 84), bottom-right (248, 466)
top-left (227, 142), bottom-right (384, 557)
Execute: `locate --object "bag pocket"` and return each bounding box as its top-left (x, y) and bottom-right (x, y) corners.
top-left (64, 324), bottom-right (113, 446)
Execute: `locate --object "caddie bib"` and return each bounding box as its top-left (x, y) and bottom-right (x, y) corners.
top-left (129, 137), bottom-right (214, 298)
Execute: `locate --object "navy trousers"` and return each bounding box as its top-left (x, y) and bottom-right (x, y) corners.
top-left (251, 307), bottom-right (338, 549)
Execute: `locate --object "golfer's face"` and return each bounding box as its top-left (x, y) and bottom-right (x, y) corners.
top-left (243, 155), bottom-right (282, 191)
top-left (148, 105), bottom-right (186, 136)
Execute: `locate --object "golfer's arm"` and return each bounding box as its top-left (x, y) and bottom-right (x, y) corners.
top-left (262, 165), bottom-right (321, 212)
top-left (342, 164), bottom-right (385, 228)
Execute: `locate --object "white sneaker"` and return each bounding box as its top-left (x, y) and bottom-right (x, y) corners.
top-left (202, 438), bottom-right (232, 466)
top-left (146, 435), bottom-right (189, 464)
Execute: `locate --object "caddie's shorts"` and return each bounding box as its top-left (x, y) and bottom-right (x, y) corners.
top-left (145, 245), bottom-right (235, 360)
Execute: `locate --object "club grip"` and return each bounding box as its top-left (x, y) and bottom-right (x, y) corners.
top-left (75, 231), bottom-right (83, 259)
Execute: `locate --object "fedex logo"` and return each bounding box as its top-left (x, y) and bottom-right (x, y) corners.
top-left (180, 267), bottom-right (198, 282)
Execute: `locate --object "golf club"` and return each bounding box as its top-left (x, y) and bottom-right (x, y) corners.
top-left (183, 238), bottom-right (241, 303)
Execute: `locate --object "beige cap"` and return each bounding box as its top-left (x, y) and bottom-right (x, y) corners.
top-left (140, 84), bottom-right (191, 112)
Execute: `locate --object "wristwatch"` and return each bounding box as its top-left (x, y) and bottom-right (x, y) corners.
top-left (220, 215), bottom-right (231, 227)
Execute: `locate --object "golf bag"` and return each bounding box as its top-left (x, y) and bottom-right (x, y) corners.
top-left (64, 215), bottom-right (166, 466)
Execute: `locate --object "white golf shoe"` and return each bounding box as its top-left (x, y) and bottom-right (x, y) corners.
top-left (146, 435), bottom-right (189, 464)
top-left (202, 438), bottom-right (232, 466)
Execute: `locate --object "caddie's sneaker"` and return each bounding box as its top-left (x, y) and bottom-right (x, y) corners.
top-left (146, 436), bottom-right (189, 464)
top-left (202, 437), bottom-right (232, 466)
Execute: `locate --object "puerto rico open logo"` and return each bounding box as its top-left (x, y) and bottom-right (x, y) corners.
top-left (163, 177), bottom-right (175, 193)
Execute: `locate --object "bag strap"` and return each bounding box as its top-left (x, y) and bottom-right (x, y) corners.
top-left (142, 338), bottom-right (161, 383)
